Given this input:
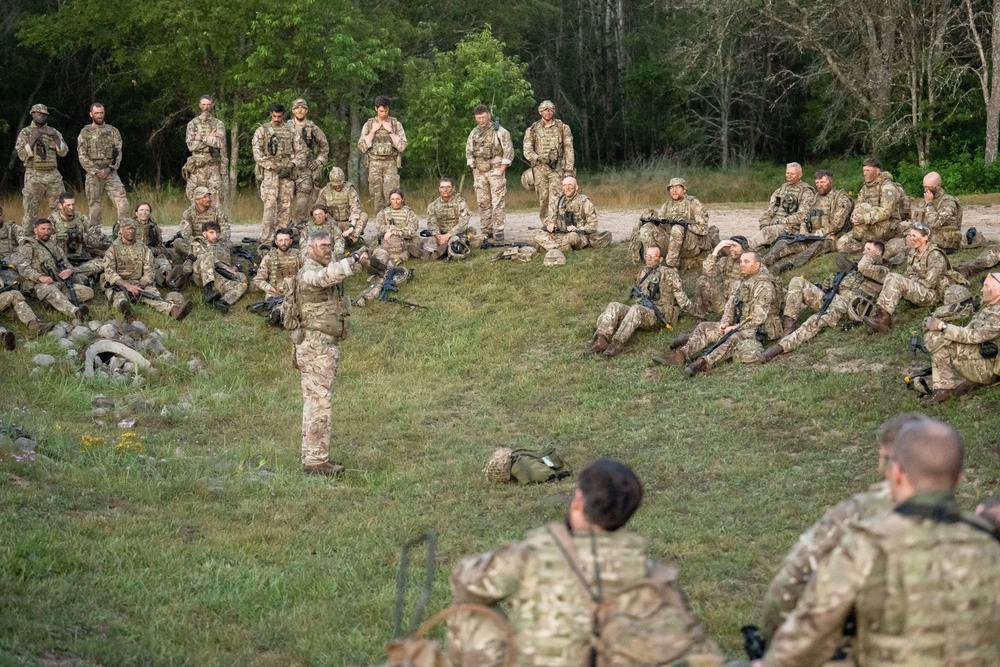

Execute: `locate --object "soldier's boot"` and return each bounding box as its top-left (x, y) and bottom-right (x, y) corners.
top-left (117, 300), bottom-right (135, 324)
top-left (494, 231), bottom-right (505, 243)
top-left (170, 301), bottom-right (193, 321)
top-left (956, 265), bottom-right (975, 280)
top-left (1, 331), bottom-right (14, 351)
top-left (167, 265), bottom-right (190, 290)
top-left (952, 379), bottom-right (978, 398)
top-left (684, 357), bottom-right (709, 377)
top-left (27, 319), bottom-right (53, 337)
top-left (602, 340), bottom-right (626, 358)
top-left (834, 252), bottom-right (857, 272)
top-left (652, 349), bottom-right (686, 366)
top-left (202, 282), bottom-right (221, 304)
top-left (669, 333), bottom-right (691, 350)
top-left (588, 333), bottom-right (611, 353)
top-left (760, 344), bottom-right (785, 363)
top-left (213, 300), bottom-right (230, 315)
top-left (75, 305), bottom-right (89, 321)
top-left (772, 260), bottom-right (794, 274)
top-left (863, 306), bottom-right (892, 334)
top-left (928, 388), bottom-right (955, 404)
top-left (781, 316), bottom-right (797, 337)
top-left (302, 460), bottom-right (346, 476)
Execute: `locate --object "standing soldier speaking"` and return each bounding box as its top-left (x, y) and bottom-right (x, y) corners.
top-left (77, 102), bottom-right (130, 228)
top-left (465, 104), bottom-right (513, 241)
top-left (184, 95), bottom-right (228, 206)
top-left (15, 103), bottom-right (68, 233)
top-left (523, 100), bottom-right (574, 223)
top-left (288, 99), bottom-right (330, 228)
top-left (358, 96), bottom-right (407, 214)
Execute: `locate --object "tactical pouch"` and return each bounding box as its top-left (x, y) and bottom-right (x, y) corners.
top-left (509, 445), bottom-right (572, 484)
top-left (980, 341), bottom-right (999, 359)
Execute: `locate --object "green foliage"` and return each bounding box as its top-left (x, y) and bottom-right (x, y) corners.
top-left (895, 157), bottom-right (1000, 195)
top-left (402, 27), bottom-right (534, 178)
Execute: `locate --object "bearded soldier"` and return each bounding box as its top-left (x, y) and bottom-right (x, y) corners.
top-left (358, 95), bottom-right (407, 214)
top-left (77, 102), bottom-right (129, 227)
top-left (532, 177), bottom-right (598, 252)
top-left (288, 99), bottom-right (330, 226)
top-left (16, 218), bottom-right (94, 320)
top-left (315, 167), bottom-right (368, 253)
top-left (15, 103), bottom-right (68, 233)
top-left (167, 187), bottom-right (231, 289)
top-left (523, 100), bottom-right (575, 223)
top-left (750, 162), bottom-right (816, 251)
top-left (466, 104), bottom-right (513, 241)
top-left (252, 229), bottom-right (300, 303)
top-left (48, 192), bottom-right (106, 281)
top-left (765, 169), bottom-right (853, 273)
top-left (252, 104), bottom-right (307, 249)
top-left (184, 95), bottom-right (228, 206)
top-left (193, 221), bottom-right (246, 314)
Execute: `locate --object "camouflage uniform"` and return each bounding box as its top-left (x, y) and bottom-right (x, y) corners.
top-left (676, 268), bottom-right (781, 368)
top-left (637, 196), bottom-right (717, 269)
top-left (957, 242), bottom-right (1000, 277)
top-left (763, 491), bottom-right (1000, 667)
top-left (764, 188), bottom-right (853, 267)
top-left (294, 254), bottom-right (356, 466)
top-left (372, 205), bottom-right (419, 263)
top-left (751, 181), bottom-right (816, 249)
top-left (523, 120), bottom-right (575, 222)
top-left (252, 246), bottom-right (300, 298)
top-left (15, 237), bottom-right (94, 316)
top-left (595, 265), bottom-right (691, 344)
top-left (289, 119), bottom-right (330, 224)
top-left (358, 115), bottom-right (407, 213)
top-left (252, 121), bottom-right (307, 244)
top-left (836, 172), bottom-right (903, 254)
top-left (873, 243), bottom-right (951, 315)
top-left (192, 238), bottom-right (247, 307)
top-left (778, 255), bottom-right (887, 353)
top-left (910, 188), bottom-right (962, 250)
top-left (426, 193), bottom-right (473, 259)
top-left (448, 524), bottom-right (723, 667)
top-left (0, 277), bottom-right (42, 328)
top-left (761, 481), bottom-right (892, 640)
top-left (113, 217), bottom-right (170, 286)
top-left (102, 238), bottom-right (177, 316)
top-left (77, 122), bottom-right (129, 227)
top-left (533, 192), bottom-right (598, 251)
top-left (316, 177), bottom-right (368, 251)
top-left (184, 113), bottom-right (228, 205)
top-left (49, 208), bottom-right (105, 279)
top-left (466, 122), bottom-right (514, 236)
top-left (0, 220), bottom-right (25, 263)
top-left (924, 299), bottom-right (1000, 391)
top-left (692, 252), bottom-right (743, 320)
top-left (15, 120), bottom-right (68, 232)
top-left (173, 204), bottom-right (231, 280)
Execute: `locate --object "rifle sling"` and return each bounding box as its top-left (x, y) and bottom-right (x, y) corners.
top-left (894, 503), bottom-right (1000, 543)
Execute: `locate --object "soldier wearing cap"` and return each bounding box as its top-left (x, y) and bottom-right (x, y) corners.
top-left (634, 177), bottom-right (716, 269)
top-left (523, 100), bottom-right (575, 223)
top-left (466, 104), bottom-right (513, 241)
top-left (920, 272), bottom-right (1000, 403)
top-left (15, 103), bottom-right (68, 233)
top-left (315, 167), bottom-right (368, 253)
top-left (765, 169), bottom-right (853, 273)
top-left (184, 94), bottom-right (228, 206)
top-left (750, 162), bottom-right (816, 251)
top-left (358, 95), bottom-right (407, 214)
top-left (253, 103), bottom-right (307, 249)
top-left (77, 102), bottom-right (130, 228)
top-left (288, 98), bottom-right (330, 226)
top-left (103, 218), bottom-right (192, 322)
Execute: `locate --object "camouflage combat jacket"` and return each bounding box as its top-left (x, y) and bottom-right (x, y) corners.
top-left (550, 193), bottom-right (597, 233)
top-left (15, 237), bottom-right (71, 289)
top-left (180, 205), bottom-right (231, 244)
top-left (465, 123), bottom-right (514, 172)
top-left (185, 114), bottom-right (227, 165)
top-left (523, 120), bottom-right (574, 173)
top-left (656, 195), bottom-right (710, 236)
top-left (722, 269), bottom-right (781, 338)
top-left (289, 119), bottom-right (329, 173)
top-left (759, 182), bottom-right (816, 231)
top-left (0, 221), bottom-right (24, 260)
top-left (15, 123), bottom-right (67, 171)
top-left (358, 116), bottom-right (407, 161)
top-left (426, 194), bottom-right (472, 237)
top-left (911, 190), bottom-right (962, 249)
top-left (297, 255), bottom-right (354, 340)
top-left (48, 210), bottom-right (103, 260)
top-left (103, 240), bottom-right (155, 287)
top-left (317, 183), bottom-right (363, 226)
top-left (702, 252), bottom-right (743, 296)
top-left (633, 264), bottom-right (692, 326)
top-left (855, 172), bottom-right (903, 229)
top-left (902, 243), bottom-right (950, 296)
top-left (802, 189), bottom-right (853, 237)
top-left (252, 247), bottom-right (300, 297)
top-left (832, 254), bottom-right (889, 301)
top-left (935, 299), bottom-right (1000, 347)
top-left (252, 121), bottom-right (306, 172)
top-left (77, 123), bottom-right (123, 174)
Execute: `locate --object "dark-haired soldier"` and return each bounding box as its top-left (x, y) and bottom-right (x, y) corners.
top-left (252, 103), bottom-right (306, 248)
top-left (358, 95), bottom-right (407, 213)
top-left (765, 169), bottom-right (853, 272)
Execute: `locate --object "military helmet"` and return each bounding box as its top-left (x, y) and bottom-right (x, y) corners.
top-left (543, 248), bottom-right (566, 266)
top-left (328, 167), bottom-right (346, 185)
top-left (521, 168), bottom-right (535, 192)
top-left (730, 235), bottom-right (750, 251)
top-left (30, 103), bottom-right (49, 115)
top-left (943, 284), bottom-right (973, 306)
top-left (538, 100), bottom-right (555, 112)
top-left (735, 338), bottom-right (764, 364)
top-left (447, 236), bottom-right (471, 259)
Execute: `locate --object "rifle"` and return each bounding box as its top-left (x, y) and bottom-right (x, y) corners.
top-left (232, 247), bottom-right (259, 278)
top-left (380, 261), bottom-right (426, 310)
top-left (776, 232), bottom-right (832, 244)
top-left (630, 269), bottom-right (670, 327)
top-left (0, 280), bottom-right (20, 295)
top-left (111, 284), bottom-right (174, 304)
top-left (248, 295), bottom-right (284, 314)
top-left (741, 625), bottom-right (766, 661)
top-left (480, 239), bottom-right (530, 249)
top-left (910, 330), bottom-right (929, 359)
top-left (214, 262), bottom-right (240, 282)
top-left (164, 231), bottom-right (183, 248)
top-left (43, 260), bottom-right (81, 309)
top-left (639, 216), bottom-right (693, 227)
top-left (905, 367), bottom-right (933, 394)
top-left (817, 271), bottom-right (847, 318)
top-left (698, 317), bottom-right (751, 360)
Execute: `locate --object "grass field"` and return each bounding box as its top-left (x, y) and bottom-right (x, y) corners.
top-left (1, 189), bottom-right (999, 665)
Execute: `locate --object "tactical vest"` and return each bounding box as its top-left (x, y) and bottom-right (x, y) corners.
top-left (80, 125), bottom-right (117, 168)
top-left (135, 222), bottom-right (161, 249)
top-left (384, 207), bottom-right (411, 229)
top-left (841, 267), bottom-right (884, 300)
top-left (370, 127), bottom-right (395, 157)
top-left (185, 208), bottom-right (223, 238)
top-left (190, 118), bottom-right (223, 161)
top-left (267, 250), bottom-right (299, 283)
top-left (298, 259), bottom-right (350, 339)
top-left (658, 198), bottom-right (697, 222)
top-left (533, 122), bottom-right (564, 168)
top-left (471, 128), bottom-right (500, 171)
top-left (25, 239), bottom-right (68, 282)
top-left (296, 121), bottom-right (319, 156)
top-left (323, 186), bottom-right (352, 223)
top-left (52, 213), bottom-right (89, 257)
top-left (25, 127), bottom-right (60, 170)
top-left (431, 198), bottom-right (460, 231)
top-left (0, 225), bottom-right (19, 257)
top-left (856, 512), bottom-right (1000, 666)
top-left (775, 183), bottom-right (811, 216)
top-left (265, 123), bottom-right (295, 165)
top-left (107, 242), bottom-right (146, 282)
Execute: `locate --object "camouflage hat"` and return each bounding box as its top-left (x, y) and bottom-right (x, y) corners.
top-left (292, 98), bottom-right (308, 109)
top-left (118, 217), bottom-right (138, 230)
top-left (192, 186), bottom-right (211, 200)
top-left (668, 178), bottom-right (686, 188)
top-left (521, 168), bottom-right (535, 192)
top-left (943, 284), bottom-right (972, 306)
top-left (543, 248), bottom-right (566, 266)
top-left (328, 167), bottom-right (345, 185)
top-left (538, 100), bottom-right (555, 112)
top-left (517, 246), bottom-right (537, 262)
top-left (30, 103), bottom-right (49, 115)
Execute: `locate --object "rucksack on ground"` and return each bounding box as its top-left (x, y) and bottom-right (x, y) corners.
top-left (509, 445), bottom-right (572, 484)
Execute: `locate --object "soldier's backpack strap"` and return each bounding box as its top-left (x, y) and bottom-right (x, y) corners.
top-left (895, 503), bottom-right (1000, 543)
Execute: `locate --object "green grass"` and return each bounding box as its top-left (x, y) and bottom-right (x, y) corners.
top-left (1, 243), bottom-right (999, 666)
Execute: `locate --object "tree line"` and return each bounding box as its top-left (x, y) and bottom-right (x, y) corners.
top-left (3, 0), bottom-right (1000, 195)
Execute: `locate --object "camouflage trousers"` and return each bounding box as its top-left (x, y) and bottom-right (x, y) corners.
top-left (784, 277), bottom-right (825, 320)
top-left (836, 219), bottom-right (896, 253)
top-left (185, 161), bottom-right (226, 207)
top-left (691, 276), bottom-right (728, 321)
top-left (295, 330), bottom-right (341, 466)
top-left (104, 286), bottom-right (179, 316)
top-left (532, 164), bottom-right (564, 223)
top-left (679, 321), bottom-right (756, 368)
top-left (636, 223), bottom-right (713, 268)
top-left (0, 290), bottom-right (39, 325)
top-left (33, 281), bottom-right (94, 316)
top-left (193, 260), bottom-right (247, 305)
top-left (875, 274), bottom-right (938, 314)
top-left (152, 254), bottom-right (172, 286)
top-left (779, 293), bottom-right (852, 353)
top-left (960, 243), bottom-right (1000, 273)
top-left (764, 238), bottom-right (835, 267)
top-left (596, 302), bottom-right (664, 343)
top-left (474, 166), bottom-right (507, 235)
top-left (21, 168), bottom-right (65, 232)
top-left (331, 213), bottom-right (369, 250)
top-left (367, 157), bottom-right (399, 214)
top-left (356, 249), bottom-right (411, 304)
top-left (85, 171), bottom-right (130, 228)
top-left (925, 330), bottom-right (999, 390)
top-left (532, 230), bottom-right (586, 252)
top-left (293, 166), bottom-right (323, 225)
top-left (259, 170), bottom-right (295, 244)
top-left (749, 222), bottom-right (794, 250)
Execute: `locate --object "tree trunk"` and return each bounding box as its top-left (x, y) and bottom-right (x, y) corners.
top-left (229, 118), bottom-right (240, 211)
top-left (349, 106), bottom-right (363, 188)
top-left (987, 0), bottom-right (1000, 164)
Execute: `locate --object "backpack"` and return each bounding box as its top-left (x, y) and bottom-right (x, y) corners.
top-left (546, 523), bottom-right (724, 667)
top-left (509, 445), bottom-right (572, 484)
top-left (279, 274), bottom-right (300, 331)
